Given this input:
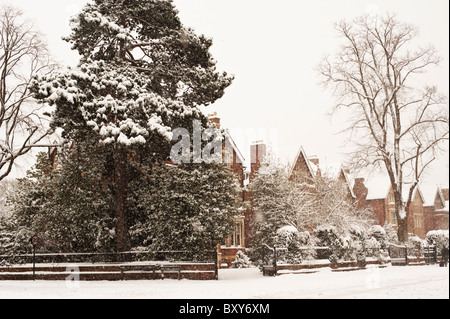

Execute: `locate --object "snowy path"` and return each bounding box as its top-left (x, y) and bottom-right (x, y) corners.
top-left (0, 264), bottom-right (448, 299)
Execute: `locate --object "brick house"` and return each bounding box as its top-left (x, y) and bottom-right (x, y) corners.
top-left (353, 177), bottom-right (427, 239)
top-left (208, 113), bottom-right (253, 267)
top-left (424, 186), bottom-right (449, 232)
top-left (289, 146), bottom-right (356, 202)
top-left (218, 139), bottom-right (269, 266)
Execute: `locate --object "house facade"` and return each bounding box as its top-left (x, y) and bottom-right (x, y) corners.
top-left (289, 146), bottom-right (356, 202)
top-left (208, 113), bottom-right (252, 267)
top-left (353, 178), bottom-right (428, 239)
top-left (424, 187), bottom-right (449, 232)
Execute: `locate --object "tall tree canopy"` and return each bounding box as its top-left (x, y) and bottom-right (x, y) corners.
top-left (30, 0), bottom-right (234, 253)
top-left (318, 13), bottom-right (449, 242)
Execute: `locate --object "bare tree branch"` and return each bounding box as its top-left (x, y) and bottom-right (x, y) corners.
top-left (318, 13), bottom-right (449, 242)
top-left (0, 4), bottom-right (58, 181)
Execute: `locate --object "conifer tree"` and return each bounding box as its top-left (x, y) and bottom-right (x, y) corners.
top-left (7, 144), bottom-right (115, 255)
top-left (30, 0), bottom-right (233, 254)
top-left (128, 163), bottom-right (243, 258)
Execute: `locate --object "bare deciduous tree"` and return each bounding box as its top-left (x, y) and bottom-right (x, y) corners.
top-left (0, 5), bottom-right (56, 181)
top-left (318, 13), bottom-right (449, 242)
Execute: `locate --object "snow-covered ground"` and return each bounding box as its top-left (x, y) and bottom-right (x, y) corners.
top-left (0, 264), bottom-right (448, 299)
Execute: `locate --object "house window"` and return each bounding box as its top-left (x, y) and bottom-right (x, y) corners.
top-left (414, 214), bottom-right (423, 229)
top-left (224, 151), bottom-right (232, 165)
top-left (233, 221), bottom-right (244, 247)
top-left (389, 209), bottom-right (397, 225)
top-left (388, 191), bottom-right (395, 204)
top-left (223, 220), bottom-right (244, 247)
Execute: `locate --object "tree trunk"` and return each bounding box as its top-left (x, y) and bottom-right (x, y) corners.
top-left (397, 213), bottom-right (409, 243)
top-left (114, 147), bottom-right (130, 259)
top-left (396, 199), bottom-right (409, 243)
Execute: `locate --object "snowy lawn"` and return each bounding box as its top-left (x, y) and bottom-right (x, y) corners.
top-left (0, 264), bottom-right (448, 299)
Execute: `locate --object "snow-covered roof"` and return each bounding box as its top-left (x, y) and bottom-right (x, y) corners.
top-left (224, 129), bottom-right (246, 165)
top-left (437, 185), bottom-right (450, 205)
top-left (364, 174), bottom-right (426, 203)
top-left (436, 200), bottom-right (449, 213)
top-left (365, 175), bottom-right (391, 200)
top-left (420, 183), bottom-right (440, 206)
top-left (340, 167), bottom-right (356, 199)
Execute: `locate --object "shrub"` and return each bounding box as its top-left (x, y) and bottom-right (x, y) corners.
top-left (383, 223), bottom-right (399, 244)
top-left (232, 251), bottom-right (253, 268)
top-left (314, 225), bottom-right (353, 263)
top-left (425, 230), bottom-right (449, 254)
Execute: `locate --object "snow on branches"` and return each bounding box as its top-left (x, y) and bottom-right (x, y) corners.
top-left (31, 60), bottom-right (201, 146)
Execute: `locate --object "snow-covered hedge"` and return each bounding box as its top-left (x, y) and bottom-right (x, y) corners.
top-left (313, 225), bottom-right (357, 263)
top-left (425, 230), bottom-right (449, 253)
top-left (275, 225), bottom-right (316, 264)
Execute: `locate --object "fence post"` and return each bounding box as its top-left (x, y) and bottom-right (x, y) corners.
top-left (262, 247), bottom-right (266, 267)
top-left (418, 246), bottom-right (421, 264)
top-left (404, 245), bottom-right (408, 265)
top-left (273, 247), bottom-right (277, 276)
top-left (433, 245), bottom-right (437, 264)
top-left (214, 249), bottom-right (219, 280)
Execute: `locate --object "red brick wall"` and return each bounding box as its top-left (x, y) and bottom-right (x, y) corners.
top-left (423, 206), bottom-right (435, 234)
top-left (366, 198), bottom-right (386, 226)
top-left (407, 192), bottom-right (425, 238)
top-left (353, 178), bottom-right (368, 210)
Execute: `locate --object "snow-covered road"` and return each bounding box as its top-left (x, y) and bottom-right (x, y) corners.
top-left (0, 264), bottom-right (448, 299)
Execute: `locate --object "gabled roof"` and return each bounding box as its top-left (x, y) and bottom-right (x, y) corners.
top-left (364, 175), bottom-right (425, 203)
top-left (339, 166), bottom-right (356, 199)
top-left (403, 184), bottom-right (425, 204)
top-left (438, 186), bottom-right (449, 202)
top-left (288, 146), bottom-right (355, 198)
top-left (223, 129), bottom-right (246, 165)
top-left (288, 146), bottom-right (316, 181)
top-left (435, 186), bottom-right (450, 212)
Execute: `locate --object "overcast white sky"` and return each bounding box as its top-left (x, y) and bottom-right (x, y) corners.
top-left (1, 0), bottom-right (449, 196)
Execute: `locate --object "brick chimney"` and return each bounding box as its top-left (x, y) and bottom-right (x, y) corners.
top-left (309, 156), bottom-right (319, 167)
top-left (250, 141), bottom-right (266, 183)
top-left (208, 112), bottom-right (220, 130)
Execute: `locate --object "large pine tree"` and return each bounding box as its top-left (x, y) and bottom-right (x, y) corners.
top-left (30, 0), bottom-right (233, 254)
top-left (128, 163), bottom-right (243, 259)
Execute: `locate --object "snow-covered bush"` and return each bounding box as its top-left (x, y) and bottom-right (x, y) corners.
top-left (349, 226), bottom-right (367, 263)
top-left (314, 225), bottom-right (350, 263)
top-left (383, 223), bottom-right (399, 244)
top-left (274, 226), bottom-right (318, 264)
top-left (313, 225), bottom-right (373, 263)
top-left (365, 227), bottom-right (389, 263)
top-left (232, 251), bottom-right (253, 268)
top-left (426, 230), bottom-right (449, 254)
top-left (275, 226), bottom-right (303, 264)
top-left (408, 235), bottom-right (425, 249)
top-left (6, 150), bottom-right (116, 256)
top-left (365, 225), bottom-right (389, 263)
top-left (368, 225), bottom-right (387, 247)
